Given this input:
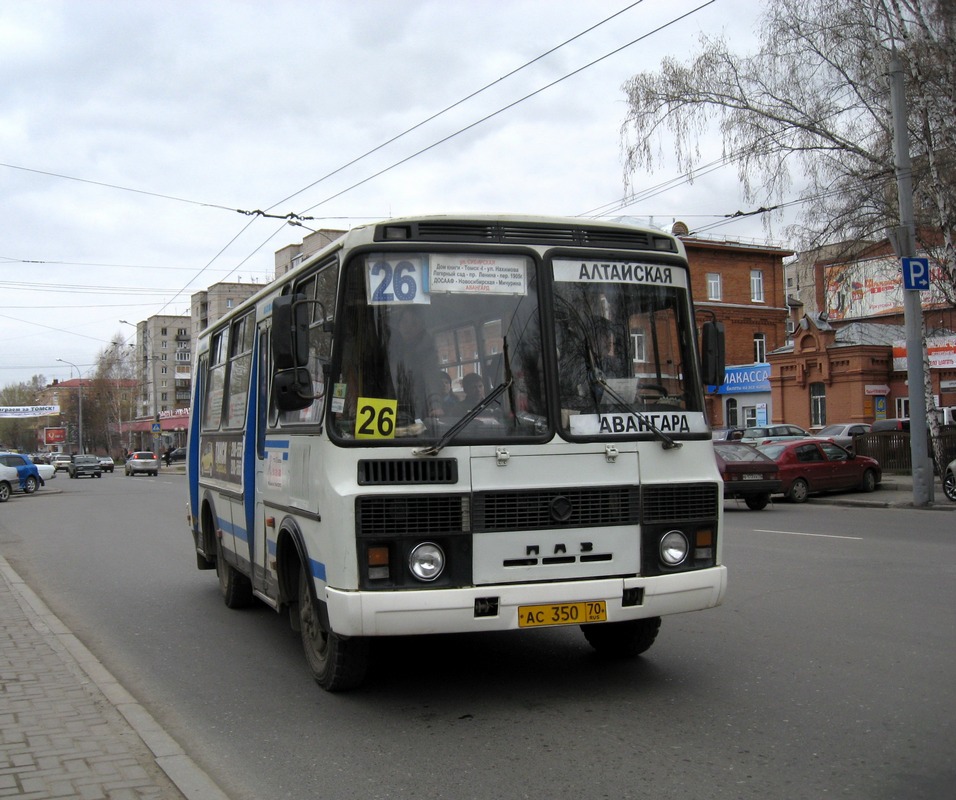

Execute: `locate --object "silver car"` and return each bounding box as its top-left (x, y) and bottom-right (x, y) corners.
top-left (125, 450), bottom-right (159, 477)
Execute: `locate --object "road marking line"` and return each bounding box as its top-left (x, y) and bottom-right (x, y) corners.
top-left (752, 529), bottom-right (863, 540)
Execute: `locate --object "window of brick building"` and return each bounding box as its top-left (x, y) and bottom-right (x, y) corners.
top-left (810, 382), bottom-right (826, 426)
top-left (707, 273), bottom-right (722, 301)
top-left (726, 398), bottom-right (739, 427)
top-left (753, 333), bottom-right (766, 363)
top-left (750, 270), bottom-right (765, 303)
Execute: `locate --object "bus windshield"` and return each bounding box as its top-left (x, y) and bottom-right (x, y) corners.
top-left (329, 251), bottom-right (547, 443)
top-left (551, 257), bottom-right (702, 439)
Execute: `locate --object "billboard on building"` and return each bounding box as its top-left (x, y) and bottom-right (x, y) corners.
top-left (825, 254), bottom-right (949, 320)
top-left (893, 336), bottom-right (956, 370)
top-left (44, 427), bottom-right (67, 444)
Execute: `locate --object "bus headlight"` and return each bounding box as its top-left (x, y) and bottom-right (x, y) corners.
top-left (408, 542), bottom-right (445, 582)
top-left (659, 530), bottom-right (689, 566)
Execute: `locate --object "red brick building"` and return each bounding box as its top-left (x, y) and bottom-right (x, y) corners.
top-left (770, 237), bottom-right (956, 429)
top-left (681, 234), bottom-right (794, 428)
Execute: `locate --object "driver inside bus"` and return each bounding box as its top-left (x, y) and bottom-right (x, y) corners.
top-left (389, 306), bottom-right (445, 420)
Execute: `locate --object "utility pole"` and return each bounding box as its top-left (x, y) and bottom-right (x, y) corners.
top-left (56, 358), bottom-right (84, 455)
top-left (889, 50), bottom-right (933, 506)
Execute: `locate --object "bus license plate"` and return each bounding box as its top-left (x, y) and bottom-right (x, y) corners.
top-left (518, 601), bottom-right (607, 628)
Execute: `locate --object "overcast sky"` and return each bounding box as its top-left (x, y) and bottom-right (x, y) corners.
top-left (1, 0), bottom-right (778, 389)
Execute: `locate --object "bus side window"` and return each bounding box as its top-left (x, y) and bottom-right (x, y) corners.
top-left (203, 329), bottom-right (228, 431)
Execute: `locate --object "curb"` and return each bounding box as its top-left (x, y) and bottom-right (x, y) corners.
top-left (0, 554), bottom-right (230, 800)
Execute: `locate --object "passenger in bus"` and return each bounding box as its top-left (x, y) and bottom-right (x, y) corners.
top-left (390, 306), bottom-right (444, 420)
top-left (461, 372), bottom-right (485, 406)
top-left (436, 371), bottom-right (462, 416)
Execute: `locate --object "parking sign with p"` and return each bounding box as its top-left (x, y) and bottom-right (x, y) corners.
top-left (902, 257), bottom-right (930, 291)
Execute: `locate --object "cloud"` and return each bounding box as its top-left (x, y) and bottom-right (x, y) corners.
top-left (0, 0), bottom-right (771, 386)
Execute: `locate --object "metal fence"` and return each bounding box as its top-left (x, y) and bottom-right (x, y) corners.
top-left (854, 429), bottom-right (956, 474)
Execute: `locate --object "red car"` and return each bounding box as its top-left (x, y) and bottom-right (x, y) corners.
top-left (756, 440), bottom-right (881, 503)
top-left (714, 441), bottom-right (781, 510)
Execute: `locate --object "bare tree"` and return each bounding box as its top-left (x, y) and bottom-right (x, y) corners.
top-left (91, 336), bottom-right (136, 455)
top-left (621, 0), bottom-right (955, 284)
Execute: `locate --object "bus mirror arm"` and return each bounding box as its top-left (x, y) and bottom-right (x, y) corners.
top-left (273, 368), bottom-right (315, 412)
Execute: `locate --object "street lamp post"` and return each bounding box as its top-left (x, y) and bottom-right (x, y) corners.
top-left (56, 358), bottom-right (84, 454)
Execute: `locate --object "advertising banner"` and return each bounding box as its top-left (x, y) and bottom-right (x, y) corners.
top-left (0, 405), bottom-right (60, 418)
top-left (44, 427), bottom-right (67, 444)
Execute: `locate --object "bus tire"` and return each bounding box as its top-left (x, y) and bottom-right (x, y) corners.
top-left (581, 617), bottom-right (661, 658)
top-left (298, 564), bottom-right (368, 692)
top-left (217, 537), bottom-right (253, 609)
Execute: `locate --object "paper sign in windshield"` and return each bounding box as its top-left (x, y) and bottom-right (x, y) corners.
top-left (429, 255), bottom-right (527, 295)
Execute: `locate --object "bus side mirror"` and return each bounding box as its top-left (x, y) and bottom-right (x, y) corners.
top-left (272, 294), bottom-right (310, 370)
top-left (273, 368), bottom-right (314, 411)
top-left (701, 320), bottom-right (726, 386)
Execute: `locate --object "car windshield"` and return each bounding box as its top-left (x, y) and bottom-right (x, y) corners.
top-left (817, 425), bottom-right (844, 435)
top-left (756, 444), bottom-right (787, 459)
top-left (743, 428), bottom-right (768, 438)
top-left (715, 443), bottom-right (772, 463)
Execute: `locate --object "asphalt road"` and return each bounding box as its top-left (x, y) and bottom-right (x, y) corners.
top-left (1, 473), bottom-right (953, 800)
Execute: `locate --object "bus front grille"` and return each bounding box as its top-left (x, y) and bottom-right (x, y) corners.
top-left (641, 484), bottom-right (720, 522)
top-left (472, 486), bottom-right (640, 532)
top-left (357, 458), bottom-right (458, 485)
top-left (356, 495), bottom-right (469, 537)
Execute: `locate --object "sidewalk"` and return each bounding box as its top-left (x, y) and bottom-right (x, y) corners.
top-left (0, 554), bottom-right (229, 800)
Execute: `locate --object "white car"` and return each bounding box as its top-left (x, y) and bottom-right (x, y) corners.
top-left (0, 452), bottom-right (56, 500)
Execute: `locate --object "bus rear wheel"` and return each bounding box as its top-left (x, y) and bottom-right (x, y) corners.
top-left (298, 565), bottom-right (368, 692)
top-left (216, 536), bottom-right (253, 609)
top-left (582, 617), bottom-right (661, 658)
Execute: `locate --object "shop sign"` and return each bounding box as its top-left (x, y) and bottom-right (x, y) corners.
top-left (709, 363), bottom-right (771, 395)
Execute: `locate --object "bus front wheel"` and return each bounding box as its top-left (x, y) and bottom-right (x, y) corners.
top-left (298, 565), bottom-right (368, 692)
top-left (582, 617), bottom-right (661, 658)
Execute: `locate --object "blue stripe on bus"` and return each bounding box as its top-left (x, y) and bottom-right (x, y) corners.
top-left (242, 341), bottom-right (259, 565)
top-left (264, 440), bottom-right (290, 449)
top-left (218, 516), bottom-right (249, 544)
top-left (309, 557), bottom-right (327, 583)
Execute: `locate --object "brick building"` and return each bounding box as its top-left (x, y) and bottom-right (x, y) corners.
top-left (770, 237), bottom-right (956, 429)
top-left (680, 231), bottom-right (794, 428)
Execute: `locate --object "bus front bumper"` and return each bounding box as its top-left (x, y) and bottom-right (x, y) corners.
top-left (324, 566), bottom-right (727, 637)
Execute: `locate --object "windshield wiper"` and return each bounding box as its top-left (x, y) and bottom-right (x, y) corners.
top-left (413, 377), bottom-right (513, 457)
top-left (585, 344), bottom-right (681, 451)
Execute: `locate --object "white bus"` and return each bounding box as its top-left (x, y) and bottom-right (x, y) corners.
top-left (187, 215), bottom-right (727, 691)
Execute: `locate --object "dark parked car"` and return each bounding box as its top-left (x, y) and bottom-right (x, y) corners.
top-left (871, 418), bottom-right (909, 432)
top-left (714, 441), bottom-right (781, 510)
top-left (167, 447), bottom-right (186, 463)
top-left (756, 440), bottom-right (881, 503)
top-left (68, 454), bottom-right (103, 479)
